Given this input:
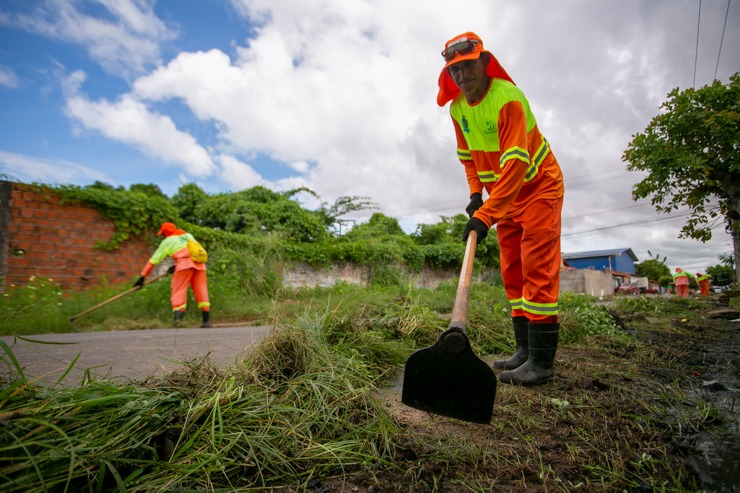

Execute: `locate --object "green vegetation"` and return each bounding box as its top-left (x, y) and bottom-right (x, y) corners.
top-left (623, 73), bottom-right (740, 286)
top-left (635, 250), bottom-right (671, 282)
top-left (707, 253), bottom-right (736, 289)
top-left (623, 73), bottom-right (739, 243)
top-left (38, 181), bottom-right (500, 272)
top-left (2, 286), bottom-right (736, 491)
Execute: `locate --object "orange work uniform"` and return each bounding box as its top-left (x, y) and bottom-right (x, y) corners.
top-left (673, 269), bottom-right (690, 298)
top-left (444, 63), bottom-right (564, 323)
top-left (140, 226), bottom-right (210, 314)
top-left (696, 273), bottom-right (711, 296)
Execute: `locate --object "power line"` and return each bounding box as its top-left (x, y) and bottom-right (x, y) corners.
top-left (565, 170), bottom-right (633, 188)
top-left (563, 203), bottom-right (651, 222)
top-left (694, 0), bottom-right (702, 88)
top-left (562, 210), bottom-right (693, 238)
top-left (388, 171), bottom-right (640, 219)
top-left (564, 166), bottom-right (626, 181)
top-left (714, 0), bottom-right (731, 80)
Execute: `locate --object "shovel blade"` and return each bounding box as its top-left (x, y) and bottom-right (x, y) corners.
top-left (402, 327), bottom-right (496, 424)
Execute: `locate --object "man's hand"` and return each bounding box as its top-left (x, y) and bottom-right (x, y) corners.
top-left (462, 217), bottom-right (488, 244)
top-left (465, 193), bottom-right (484, 217)
top-left (133, 276), bottom-right (145, 289)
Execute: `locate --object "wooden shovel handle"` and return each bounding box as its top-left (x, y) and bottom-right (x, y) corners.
top-left (450, 230), bottom-right (477, 329)
top-left (69, 270), bottom-right (170, 322)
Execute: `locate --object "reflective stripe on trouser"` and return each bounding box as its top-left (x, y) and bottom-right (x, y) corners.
top-left (496, 196), bottom-right (563, 323)
top-left (170, 268), bottom-right (210, 312)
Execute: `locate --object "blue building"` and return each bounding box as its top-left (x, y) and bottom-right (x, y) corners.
top-left (562, 248), bottom-right (638, 275)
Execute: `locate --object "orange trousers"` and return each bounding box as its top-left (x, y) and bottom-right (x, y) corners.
top-left (496, 197), bottom-right (563, 324)
top-left (676, 283), bottom-right (689, 298)
top-left (171, 268), bottom-right (210, 312)
top-left (698, 281), bottom-right (710, 296)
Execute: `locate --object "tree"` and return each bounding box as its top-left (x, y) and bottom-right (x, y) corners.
top-left (345, 213), bottom-right (406, 239)
top-left (635, 259), bottom-right (670, 282)
top-left (172, 183), bottom-right (208, 225)
top-left (318, 194), bottom-right (378, 228)
top-left (635, 250), bottom-right (670, 281)
top-left (411, 214), bottom-right (501, 269)
top-left (193, 186), bottom-right (331, 242)
top-left (411, 215), bottom-right (464, 245)
top-left (707, 253), bottom-right (736, 289)
top-left (623, 73), bottom-right (740, 286)
top-left (129, 183), bottom-right (167, 199)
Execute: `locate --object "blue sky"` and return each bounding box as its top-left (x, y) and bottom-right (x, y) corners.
top-left (1, 0), bottom-right (738, 276)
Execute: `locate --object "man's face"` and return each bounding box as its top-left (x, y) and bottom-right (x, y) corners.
top-left (448, 56), bottom-right (487, 102)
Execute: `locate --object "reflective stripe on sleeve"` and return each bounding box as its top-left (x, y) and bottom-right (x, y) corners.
top-left (524, 137), bottom-right (550, 182)
top-left (458, 148), bottom-right (472, 161)
top-left (500, 147), bottom-right (530, 167)
top-left (478, 170), bottom-right (498, 183)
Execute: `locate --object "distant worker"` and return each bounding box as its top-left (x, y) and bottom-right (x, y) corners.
top-left (438, 32), bottom-right (564, 386)
top-left (672, 268), bottom-right (690, 298)
top-left (134, 222), bottom-right (211, 327)
top-left (696, 272), bottom-right (712, 297)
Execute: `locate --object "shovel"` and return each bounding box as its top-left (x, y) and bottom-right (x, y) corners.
top-left (68, 270), bottom-right (170, 331)
top-left (401, 230), bottom-right (496, 424)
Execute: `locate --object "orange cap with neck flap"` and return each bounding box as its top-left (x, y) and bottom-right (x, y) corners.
top-left (437, 31), bottom-right (515, 106)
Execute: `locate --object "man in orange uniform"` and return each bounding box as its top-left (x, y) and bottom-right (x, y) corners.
top-left (695, 272), bottom-right (712, 296)
top-left (134, 222), bottom-right (211, 327)
top-left (438, 32), bottom-right (564, 386)
top-left (672, 268), bottom-right (690, 298)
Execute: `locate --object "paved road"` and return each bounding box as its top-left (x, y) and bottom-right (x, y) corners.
top-left (0, 326), bottom-right (272, 386)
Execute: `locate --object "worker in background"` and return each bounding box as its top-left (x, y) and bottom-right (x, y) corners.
top-left (672, 268), bottom-right (691, 298)
top-left (134, 222), bottom-right (211, 327)
top-left (438, 32), bottom-right (564, 386)
top-left (696, 272), bottom-right (712, 296)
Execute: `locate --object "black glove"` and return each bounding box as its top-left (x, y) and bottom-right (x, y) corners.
top-left (133, 276), bottom-right (145, 289)
top-left (462, 217), bottom-right (489, 244)
top-left (167, 265), bottom-right (176, 275)
top-left (465, 193), bottom-right (484, 218)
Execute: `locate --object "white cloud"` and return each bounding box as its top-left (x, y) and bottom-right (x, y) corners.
top-left (286, 161), bottom-right (311, 174)
top-left (64, 84), bottom-right (216, 176)
top-left (216, 154), bottom-right (264, 190)
top-left (0, 65), bottom-right (19, 88)
top-left (0, 0), bottom-right (175, 78)
top-left (0, 150), bottom-right (112, 185)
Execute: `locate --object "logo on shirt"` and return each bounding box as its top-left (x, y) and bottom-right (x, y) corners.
top-left (461, 116), bottom-right (470, 133)
top-left (485, 121), bottom-right (495, 134)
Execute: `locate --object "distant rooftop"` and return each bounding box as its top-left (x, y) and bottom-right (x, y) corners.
top-left (562, 248), bottom-right (638, 262)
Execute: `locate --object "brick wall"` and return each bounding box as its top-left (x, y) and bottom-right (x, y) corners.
top-left (0, 181), bottom-right (153, 291)
top-left (0, 180), bottom-right (492, 294)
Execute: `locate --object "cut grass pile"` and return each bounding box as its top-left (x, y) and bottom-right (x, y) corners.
top-left (1, 307), bottom-right (408, 492)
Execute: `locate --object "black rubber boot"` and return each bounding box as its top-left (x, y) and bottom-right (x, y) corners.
top-left (493, 316), bottom-right (529, 370)
top-left (173, 310), bottom-right (185, 327)
top-left (499, 323), bottom-right (559, 386)
top-left (200, 311), bottom-right (211, 328)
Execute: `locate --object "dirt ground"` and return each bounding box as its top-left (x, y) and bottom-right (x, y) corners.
top-left (317, 297), bottom-right (739, 493)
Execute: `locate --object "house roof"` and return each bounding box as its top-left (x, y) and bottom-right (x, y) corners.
top-left (562, 248), bottom-right (638, 262)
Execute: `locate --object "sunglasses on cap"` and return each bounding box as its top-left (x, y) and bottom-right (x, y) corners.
top-left (441, 39), bottom-right (480, 62)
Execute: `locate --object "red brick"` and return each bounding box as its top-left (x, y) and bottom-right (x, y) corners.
top-left (2, 183), bottom-right (145, 291)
